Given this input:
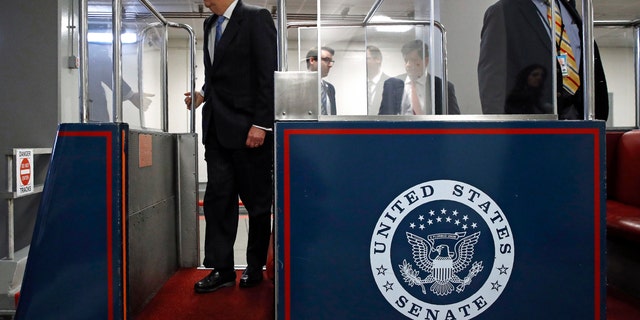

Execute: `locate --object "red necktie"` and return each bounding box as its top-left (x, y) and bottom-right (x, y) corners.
top-left (411, 81), bottom-right (422, 115)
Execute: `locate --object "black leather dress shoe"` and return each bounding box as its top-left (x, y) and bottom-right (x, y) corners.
top-left (239, 266), bottom-right (264, 288)
top-left (194, 270), bottom-right (236, 293)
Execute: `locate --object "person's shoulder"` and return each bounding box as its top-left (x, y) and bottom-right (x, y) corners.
top-left (203, 14), bottom-right (215, 25)
top-left (237, 2), bottom-right (272, 23)
top-left (385, 75), bottom-right (404, 84)
top-left (239, 1), bottom-right (271, 15)
top-left (487, 0), bottom-right (522, 11)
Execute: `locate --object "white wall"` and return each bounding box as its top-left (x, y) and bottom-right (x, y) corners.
top-left (599, 47), bottom-right (637, 127)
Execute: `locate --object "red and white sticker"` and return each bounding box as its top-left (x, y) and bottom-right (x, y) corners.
top-left (16, 149), bottom-right (34, 196)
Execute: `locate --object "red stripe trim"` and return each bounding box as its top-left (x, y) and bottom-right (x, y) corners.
top-left (198, 199), bottom-right (244, 207)
top-left (593, 132), bottom-right (602, 319)
top-left (284, 130), bottom-right (292, 320)
top-left (120, 129), bottom-right (127, 320)
top-left (59, 130), bottom-right (114, 320)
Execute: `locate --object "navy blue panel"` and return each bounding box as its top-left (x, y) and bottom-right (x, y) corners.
top-left (16, 123), bottom-right (127, 320)
top-left (276, 121), bottom-right (605, 320)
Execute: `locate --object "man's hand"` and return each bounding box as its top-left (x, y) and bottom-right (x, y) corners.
top-left (130, 92), bottom-right (154, 111)
top-left (184, 92), bottom-right (204, 110)
top-left (245, 126), bottom-right (266, 148)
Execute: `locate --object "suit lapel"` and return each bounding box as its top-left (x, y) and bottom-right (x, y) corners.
top-left (212, 2), bottom-right (244, 70)
top-left (203, 15), bottom-right (216, 67)
top-left (515, 0), bottom-right (552, 53)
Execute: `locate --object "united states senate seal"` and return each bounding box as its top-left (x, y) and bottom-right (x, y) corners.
top-left (370, 180), bottom-right (515, 319)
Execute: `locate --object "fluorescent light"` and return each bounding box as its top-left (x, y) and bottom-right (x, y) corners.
top-left (370, 16), bottom-right (413, 33)
top-left (87, 32), bottom-right (138, 44)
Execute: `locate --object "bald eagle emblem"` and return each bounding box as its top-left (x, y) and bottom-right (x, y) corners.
top-left (400, 231), bottom-right (483, 296)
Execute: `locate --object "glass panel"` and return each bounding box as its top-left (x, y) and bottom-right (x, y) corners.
top-left (86, 0), bottom-right (115, 122)
top-left (85, 0), bottom-right (163, 129)
top-left (365, 25), bottom-right (455, 116)
top-left (121, 0), bottom-right (164, 129)
top-left (316, 27), bottom-right (366, 115)
top-left (281, 0), bottom-right (589, 120)
top-left (594, 25), bottom-right (638, 128)
top-left (442, 0), bottom-right (559, 118)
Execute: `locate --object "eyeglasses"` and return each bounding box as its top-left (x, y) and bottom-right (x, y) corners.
top-left (320, 57), bottom-right (335, 65)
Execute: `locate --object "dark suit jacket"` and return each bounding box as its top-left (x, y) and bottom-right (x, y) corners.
top-left (378, 75), bottom-right (461, 115)
top-left (478, 0), bottom-right (608, 120)
top-left (323, 80), bottom-right (337, 115)
top-left (202, 1), bottom-right (277, 148)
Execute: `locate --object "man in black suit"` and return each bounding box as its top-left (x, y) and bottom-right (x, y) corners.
top-left (306, 46), bottom-right (337, 115)
top-left (378, 40), bottom-right (460, 115)
top-left (478, 0), bottom-right (609, 120)
top-left (184, 0), bottom-right (276, 293)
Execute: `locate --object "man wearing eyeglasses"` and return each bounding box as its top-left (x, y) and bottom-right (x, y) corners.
top-left (306, 46), bottom-right (337, 115)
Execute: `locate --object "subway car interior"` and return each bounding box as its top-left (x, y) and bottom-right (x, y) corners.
top-left (1, 0), bottom-right (640, 319)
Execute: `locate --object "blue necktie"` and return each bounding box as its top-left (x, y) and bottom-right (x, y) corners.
top-left (215, 16), bottom-right (225, 45)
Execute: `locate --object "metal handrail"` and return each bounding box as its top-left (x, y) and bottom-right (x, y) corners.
top-left (3, 148), bottom-right (51, 261)
top-left (80, 0), bottom-right (197, 133)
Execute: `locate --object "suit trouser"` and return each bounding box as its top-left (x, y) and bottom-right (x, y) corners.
top-left (202, 133), bottom-right (273, 270)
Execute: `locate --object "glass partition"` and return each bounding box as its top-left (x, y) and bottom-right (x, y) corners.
top-left (86, 0), bottom-right (165, 130)
top-left (279, 0), bottom-right (604, 120)
top-left (594, 24), bottom-right (639, 128)
top-left (441, 0), bottom-right (563, 118)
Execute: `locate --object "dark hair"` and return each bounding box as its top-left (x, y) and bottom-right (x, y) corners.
top-left (505, 64), bottom-right (549, 114)
top-left (401, 40), bottom-right (429, 58)
top-left (306, 46), bottom-right (335, 68)
top-left (513, 64), bottom-right (547, 89)
top-left (366, 45), bottom-right (383, 60)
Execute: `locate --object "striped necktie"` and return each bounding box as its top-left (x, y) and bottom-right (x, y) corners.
top-left (547, 1), bottom-right (580, 94)
top-left (320, 81), bottom-right (328, 115)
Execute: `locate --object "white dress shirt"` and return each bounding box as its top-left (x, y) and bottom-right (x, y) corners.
top-left (401, 73), bottom-right (433, 115)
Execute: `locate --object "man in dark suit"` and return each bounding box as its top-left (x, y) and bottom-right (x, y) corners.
top-left (478, 0), bottom-right (609, 120)
top-left (306, 46), bottom-right (337, 115)
top-left (184, 0), bottom-right (276, 293)
top-left (378, 40), bottom-right (460, 115)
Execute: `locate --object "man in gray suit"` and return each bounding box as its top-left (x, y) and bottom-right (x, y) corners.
top-left (478, 0), bottom-right (608, 120)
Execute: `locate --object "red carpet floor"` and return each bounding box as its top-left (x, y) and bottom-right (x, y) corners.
top-left (133, 268), bottom-right (274, 320)
top-left (135, 268), bottom-right (640, 320)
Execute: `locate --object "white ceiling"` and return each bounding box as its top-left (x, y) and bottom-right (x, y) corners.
top-left (93, 0), bottom-right (639, 46)
top-left (119, 0), bottom-right (640, 20)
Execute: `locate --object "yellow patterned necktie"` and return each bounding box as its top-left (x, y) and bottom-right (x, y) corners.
top-left (547, 1), bottom-right (580, 94)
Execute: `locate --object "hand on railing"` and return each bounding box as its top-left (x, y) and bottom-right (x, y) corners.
top-left (184, 91), bottom-right (204, 110)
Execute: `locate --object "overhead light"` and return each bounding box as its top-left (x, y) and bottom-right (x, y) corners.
top-left (370, 16), bottom-right (412, 33)
top-left (87, 32), bottom-right (138, 44)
